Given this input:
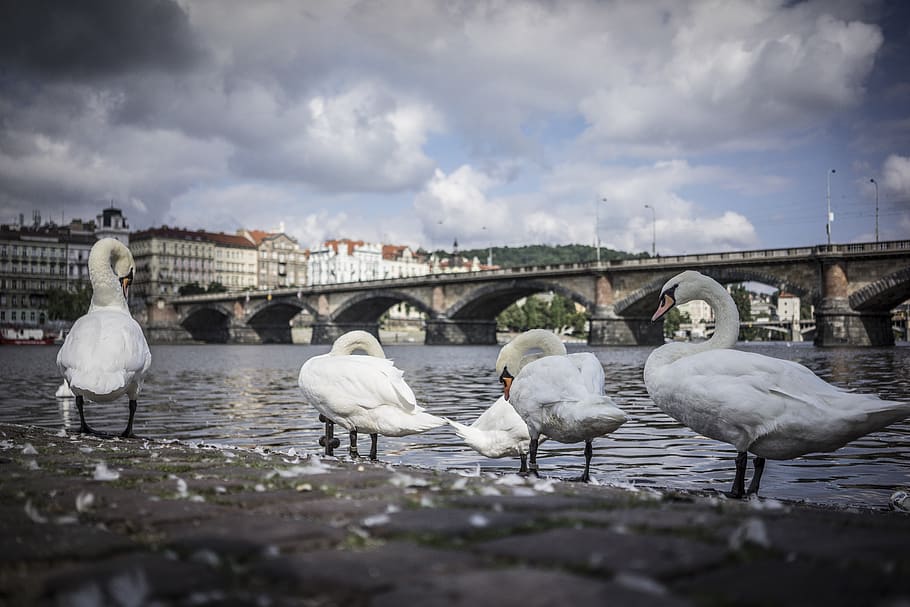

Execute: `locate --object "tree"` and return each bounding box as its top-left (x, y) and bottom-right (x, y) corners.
top-left (178, 282), bottom-right (206, 296)
top-left (207, 281), bottom-right (227, 293)
top-left (46, 285), bottom-right (93, 321)
top-left (495, 293), bottom-right (589, 336)
top-left (662, 307), bottom-right (690, 338)
top-left (728, 283), bottom-right (757, 340)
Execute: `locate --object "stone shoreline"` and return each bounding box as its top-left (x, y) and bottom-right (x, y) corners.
top-left (1, 422), bottom-right (908, 606)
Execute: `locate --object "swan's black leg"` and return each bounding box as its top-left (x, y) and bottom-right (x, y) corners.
top-left (349, 429), bottom-right (359, 458)
top-left (519, 452), bottom-right (528, 474)
top-left (121, 399), bottom-right (137, 438)
top-left (570, 440), bottom-right (593, 482)
top-left (318, 414), bottom-right (340, 456)
top-left (525, 437), bottom-right (540, 478)
top-left (747, 456), bottom-right (766, 495)
top-left (727, 451), bottom-right (747, 498)
top-left (369, 433), bottom-right (378, 460)
top-left (76, 396), bottom-right (95, 435)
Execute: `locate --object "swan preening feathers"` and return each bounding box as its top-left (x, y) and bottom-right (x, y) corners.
top-left (56, 238), bottom-right (151, 438)
top-left (298, 330), bottom-right (445, 459)
top-left (645, 270), bottom-right (910, 497)
top-left (496, 329), bottom-right (628, 481)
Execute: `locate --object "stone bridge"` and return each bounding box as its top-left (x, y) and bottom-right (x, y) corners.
top-left (141, 240), bottom-right (910, 347)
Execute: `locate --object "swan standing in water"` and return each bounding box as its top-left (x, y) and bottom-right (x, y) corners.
top-left (496, 329), bottom-right (627, 482)
top-left (645, 270), bottom-right (910, 498)
top-left (57, 238), bottom-right (151, 438)
top-left (298, 330), bottom-right (444, 459)
top-left (446, 395), bottom-right (542, 473)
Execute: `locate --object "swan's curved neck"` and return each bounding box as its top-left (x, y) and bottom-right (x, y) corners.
top-left (88, 239), bottom-right (128, 311)
top-left (680, 278), bottom-right (740, 355)
top-left (330, 331), bottom-right (385, 358)
top-left (496, 329), bottom-right (567, 375)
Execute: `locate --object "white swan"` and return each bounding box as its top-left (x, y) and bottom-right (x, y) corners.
top-left (645, 270), bottom-right (910, 498)
top-left (55, 380), bottom-right (74, 399)
top-left (446, 396), bottom-right (540, 473)
top-left (496, 329), bottom-right (628, 481)
top-left (56, 238), bottom-right (151, 437)
top-left (298, 330), bottom-right (444, 459)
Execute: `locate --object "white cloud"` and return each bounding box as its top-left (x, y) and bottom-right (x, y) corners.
top-left (882, 154), bottom-right (910, 197)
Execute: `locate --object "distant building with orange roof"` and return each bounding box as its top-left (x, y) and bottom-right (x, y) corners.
top-left (238, 228), bottom-right (307, 289)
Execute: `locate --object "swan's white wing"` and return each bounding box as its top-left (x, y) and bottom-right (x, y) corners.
top-left (567, 352), bottom-right (605, 396)
top-left (511, 356), bottom-right (590, 410)
top-left (298, 354), bottom-right (418, 413)
top-left (472, 396), bottom-right (528, 434)
top-left (57, 309), bottom-right (151, 399)
top-left (649, 348), bottom-right (910, 457)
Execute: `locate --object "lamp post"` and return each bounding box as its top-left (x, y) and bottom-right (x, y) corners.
top-left (644, 204), bottom-right (656, 256)
top-left (595, 197), bottom-right (607, 263)
top-left (481, 226), bottom-right (493, 266)
top-left (870, 178), bottom-right (879, 243)
top-left (826, 168), bottom-right (836, 245)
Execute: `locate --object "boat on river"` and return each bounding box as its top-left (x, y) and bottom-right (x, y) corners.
top-left (0, 327), bottom-right (56, 345)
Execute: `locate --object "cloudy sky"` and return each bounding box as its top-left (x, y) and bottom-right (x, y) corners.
top-left (1, 0), bottom-right (908, 255)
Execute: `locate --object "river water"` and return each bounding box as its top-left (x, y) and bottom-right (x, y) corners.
top-left (1, 341), bottom-right (908, 509)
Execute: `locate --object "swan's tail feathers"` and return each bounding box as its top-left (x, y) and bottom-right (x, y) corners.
top-left (862, 400), bottom-right (910, 433)
top-left (445, 417), bottom-right (518, 458)
top-left (65, 369), bottom-right (127, 401)
top-left (579, 395), bottom-right (628, 434)
top-left (446, 417), bottom-right (488, 449)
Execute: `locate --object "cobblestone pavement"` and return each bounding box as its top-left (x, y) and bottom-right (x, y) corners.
top-left (1, 422), bottom-right (908, 606)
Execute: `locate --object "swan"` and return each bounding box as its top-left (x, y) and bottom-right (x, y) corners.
top-left (496, 329), bottom-right (628, 481)
top-left (56, 238), bottom-right (152, 438)
top-left (55, 380), bottom-right (74, 399)
top-left (445, 396), bottom-right (541, 473)
top-left (298, 330), bottom-right (444, 459)
top-left (645, 270), bottom-right (910, 498)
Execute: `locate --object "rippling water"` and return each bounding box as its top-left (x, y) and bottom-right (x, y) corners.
top-left (1, 341), bottom-right (908, 508)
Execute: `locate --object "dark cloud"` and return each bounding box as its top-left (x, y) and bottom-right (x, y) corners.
top-left (0, 0), bottom-right (203, 80)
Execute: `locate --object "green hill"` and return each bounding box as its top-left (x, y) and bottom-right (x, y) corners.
top-left (431, 243), bottom-right (650, 267)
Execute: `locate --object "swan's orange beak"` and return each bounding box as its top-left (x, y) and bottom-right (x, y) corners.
top-left (499, 367), bottom-right (514, 401)
top-left (119, 269), bottom-right (134, 300)
top-left (651, 292), bottom-right (675, 321)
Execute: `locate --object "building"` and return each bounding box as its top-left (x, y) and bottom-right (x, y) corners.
top-left (307, 239), bottom-right (384, 285)
top-left (239, 229), bottom-right (308, 289)
top-left (95, 206), bottom-right (130, 245)
top-left (207, 232), bottom-right (258, 290)
top-left (381, 245), bottom-right (430, 280)
top-left (0, 217), bottom-right (97, 327)
top-left (677, 299), bottom-right (714, 324)
top-left (777, 292), bottom-right (801, 323)
top-left (131, 227), bottom-right (266, 299)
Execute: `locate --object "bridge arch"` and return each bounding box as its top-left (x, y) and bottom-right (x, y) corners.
top-left (246, 298), bottom-right (317, 343)
top-left (180, 302), bottom-right (233, 343)
top-left (849, 267), bottom-right (910, 312)
top-left (330, 290), bottom-right (434, 323)
top-left (446, 279), bottom-right (593, 320)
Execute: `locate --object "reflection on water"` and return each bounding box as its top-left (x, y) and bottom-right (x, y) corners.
top-left (1, 341), bottom-right (908, 508)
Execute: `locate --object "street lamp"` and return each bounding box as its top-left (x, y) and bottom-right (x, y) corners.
top-left (869, 178), bottom-right (879, 243)
top-left (826, 168), bottom-right (836, 245)
top-left (595, 197), bottom-right (607, 263)
top-left (644, 204), bottom-right (656, 257)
